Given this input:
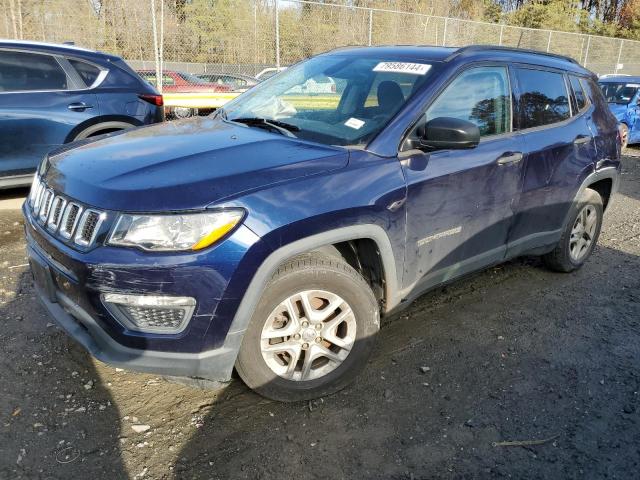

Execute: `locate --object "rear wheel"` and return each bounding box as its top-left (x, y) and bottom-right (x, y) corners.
top-left (620, 123), bottom-right (629, 151)
top-left (542, 188), bottom-right (603, 272)
top-left (236, 253), bottom-right (379, 402)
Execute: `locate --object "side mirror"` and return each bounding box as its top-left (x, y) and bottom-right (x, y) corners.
top-left (421, 117), bottom-right (480, 150)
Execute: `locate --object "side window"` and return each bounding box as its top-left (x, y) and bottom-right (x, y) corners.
top-left (426, 66), bottom-right (511, 137)
top-left (514, 68), bottom-right (570, 129)
top-left (0, 50), bottom-right (68, 92)
top-left (68, 59), bottom-right (101, 87)
top-left (162, 74), bottom-right (175, 86)
top-left (569, 75), bottom-right (588, 112)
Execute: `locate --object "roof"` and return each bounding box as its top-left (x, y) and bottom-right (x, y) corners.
top-left (0, 39), bottom-right (119, 60)
top-left (326, 44), bottom-right (591, 75)
top-left (598, 75), bottom-right (640, 83)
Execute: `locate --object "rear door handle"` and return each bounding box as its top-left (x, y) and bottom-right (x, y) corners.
top-left (68, 102), bottom-right (93, 111)
top-left (496, 152), bottom-right (523, 165)
top-left (573, 135), bottom-right (591, 145)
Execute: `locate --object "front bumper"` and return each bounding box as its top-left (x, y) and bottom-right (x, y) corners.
top-left (23, 200), bottom-right (266, 382)
top-left (28, 239), bottom-right (242, 382)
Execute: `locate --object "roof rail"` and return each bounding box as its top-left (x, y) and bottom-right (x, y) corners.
top-left (446, 45), bottom-right (581, 66)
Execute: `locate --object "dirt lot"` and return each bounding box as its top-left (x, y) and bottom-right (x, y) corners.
top-left (1, 152), bottom-right (639, 480)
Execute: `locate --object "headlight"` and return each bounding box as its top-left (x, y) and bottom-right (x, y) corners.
top-left (107, 210), bottom-right (244, 251)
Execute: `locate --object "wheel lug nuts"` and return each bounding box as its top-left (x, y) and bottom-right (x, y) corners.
top-left (301, 321), bottom-right (309, 328)
top-left (302, 343), bottom-right (309, 349)
top-left (293, 333), bottom-right (301, 340)
top-left (315, 323), bottom-right (322, 331)
top-left (315, 337), bottom-right (322, 343)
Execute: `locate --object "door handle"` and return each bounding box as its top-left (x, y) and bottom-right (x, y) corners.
top-left (68, 102), bottom-right (93, 111)
top-left (573, 135), bottom-right (591, 145)
top-left (496, 152), bottom-right (523, 165)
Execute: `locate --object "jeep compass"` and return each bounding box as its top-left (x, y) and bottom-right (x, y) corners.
top-left (24, 46), bottom-right (621, 401)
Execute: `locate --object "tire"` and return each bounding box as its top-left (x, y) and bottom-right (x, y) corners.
top-left (542, 187), bottom-right (603, 273)
top-left (236, 252), bottom-right (380, 402)
top-left (620, 123), bottom-right (629, 151)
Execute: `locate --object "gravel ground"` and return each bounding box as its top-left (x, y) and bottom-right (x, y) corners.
top-left (1, 151), bottom-right (639, 480)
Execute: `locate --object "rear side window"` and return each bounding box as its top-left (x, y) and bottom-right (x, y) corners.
top-left (0, 50), bottom-right (68, 92)
top-left (514, 68), bottom-right (570, 129)
top-left (569, 75), bottom-right (588, 112)
top-left (68, 59), bottom-right (101, 87)
top-left (426, 66), bottom-right (511, 137)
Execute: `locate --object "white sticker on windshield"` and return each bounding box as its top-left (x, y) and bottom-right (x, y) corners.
top-left (626, 83), bottom-right (640, 88)
top-left (373, 62), bottom-right (431, 75)
top-left (345, 118), bottom-right (365, 130)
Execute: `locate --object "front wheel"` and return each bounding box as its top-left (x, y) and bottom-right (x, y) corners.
top-left (236, 253), bottom-right (380, 402)
top-left (542, 187), bottom-right (603, 272)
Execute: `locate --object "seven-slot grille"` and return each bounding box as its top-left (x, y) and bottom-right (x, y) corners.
top-left (28, 176), bottom-right (105, 248)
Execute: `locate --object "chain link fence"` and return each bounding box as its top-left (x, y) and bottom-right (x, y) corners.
top-left (1, 0), bottom-right (639, 90)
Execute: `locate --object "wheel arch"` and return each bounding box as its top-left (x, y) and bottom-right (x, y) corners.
top-left (223, 225), bottom-right (401, 350)
top-left (64, 115), bottom-right (142, 143)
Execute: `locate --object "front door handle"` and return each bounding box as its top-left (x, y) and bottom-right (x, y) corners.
top-left (68, 102), bottom-right (93, 111)
top-left (496, 152), bottom-right (523, 165)
top-left (573, 135), bottom-right (591, 145)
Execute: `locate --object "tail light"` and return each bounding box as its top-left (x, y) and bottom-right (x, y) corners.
top-left (139, 94), bottom-right (164, 106)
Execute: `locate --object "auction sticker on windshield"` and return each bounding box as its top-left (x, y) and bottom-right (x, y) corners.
top-left (373, 62), bottom-right (431, 75)
top-left (344, 118), bottom-right (365, 129)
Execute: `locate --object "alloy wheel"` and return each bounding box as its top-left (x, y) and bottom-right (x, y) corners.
top-left (260, 290), bottom-right (356, 382)
top-left (570, 205), bottom-right (598, 262)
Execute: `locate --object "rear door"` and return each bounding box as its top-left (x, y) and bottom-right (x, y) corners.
top-left (506, 67), bottom-right (596, 257)
top-left (0, 49), bottom-right (98, 178)
top-left (400, 65), bottom-right (525, 292)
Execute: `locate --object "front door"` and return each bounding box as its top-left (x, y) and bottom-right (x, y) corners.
top-left (400, 65), bottom-right (524, 294)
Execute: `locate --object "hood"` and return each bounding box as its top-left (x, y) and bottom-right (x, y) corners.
top-left (43, 117), bottom-right (348, 212)
top-left (607, 102), bottom-right (630, 122)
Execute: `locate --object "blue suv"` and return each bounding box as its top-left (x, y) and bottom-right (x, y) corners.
top-left (598, 75), bottom-right (640, 149)
top-left (0, 40), bottom-right (164, 188)
top-left (23, 46), bottom-right (621, 401)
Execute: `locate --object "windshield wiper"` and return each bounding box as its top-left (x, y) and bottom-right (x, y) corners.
top-left (231, 117), bottom-right (300, 137)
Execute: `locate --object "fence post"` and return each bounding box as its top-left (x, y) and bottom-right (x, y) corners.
top-left (499, 24), bottom-right (504, 46)
top-left (150, 0), bottom-right (161, 93)
top-left (368, 8), bottom-right (373, 46)
top-left (583, 35), bottom-right (591, 67)
top-left (546, 30), bottom-right (552, 52)
top-left (615, 39), bottom-right (624, 74)
top-left (275, 0), bottom-right (280, 68)
top-left (442, 17), bottom-right (448, 46)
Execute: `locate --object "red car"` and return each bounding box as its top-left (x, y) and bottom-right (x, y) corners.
top-left (137, 70), bottom-right (231, 93)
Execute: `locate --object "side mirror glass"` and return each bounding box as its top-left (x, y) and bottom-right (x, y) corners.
top-left (421, 117), bottom-right (480, 150)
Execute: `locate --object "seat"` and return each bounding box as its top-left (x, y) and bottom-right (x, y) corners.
top-left (377, 81), bottom-right (405, 111)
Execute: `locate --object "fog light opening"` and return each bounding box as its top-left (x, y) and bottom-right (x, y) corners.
top-left (101, 293), bottom-right (196, 334)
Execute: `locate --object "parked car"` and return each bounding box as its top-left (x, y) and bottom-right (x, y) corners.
top-left (25, 45), bottom-right (620, 402)
top-left (137, 69), bottom-right (232, 94)
top-left (255, 66), bottom-right (287, 81)
top-left (0, 40), bottom-right (164, 189)
top-left (138, 69), bottom-right (233, 118)
top-left (598, 75), bottom-right (640, 148)
top-left (195, 73), bottom-right (258, 92)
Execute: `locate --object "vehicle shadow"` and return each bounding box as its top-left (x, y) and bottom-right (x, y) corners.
top-left (0, 269), bottom-right (128, 479)
top-left (173, 244), bottom-right (640, 479)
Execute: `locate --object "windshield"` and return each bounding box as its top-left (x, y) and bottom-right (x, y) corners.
top-left (599, 82), bottom-right (640, 104)
top-left (221, 55), bottom-right (434, 146)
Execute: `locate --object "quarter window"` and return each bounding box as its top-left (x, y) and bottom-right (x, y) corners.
top-left (69, 59), bottom-right (101, 87)
top-left (514, 68), bottom-right (570, 129)
top-left (426, 66), bottom-right (511, 137)
top-left (569, 75), bottom-right (588, 112)
top-left (0, 50), bottom-right (68, 92)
